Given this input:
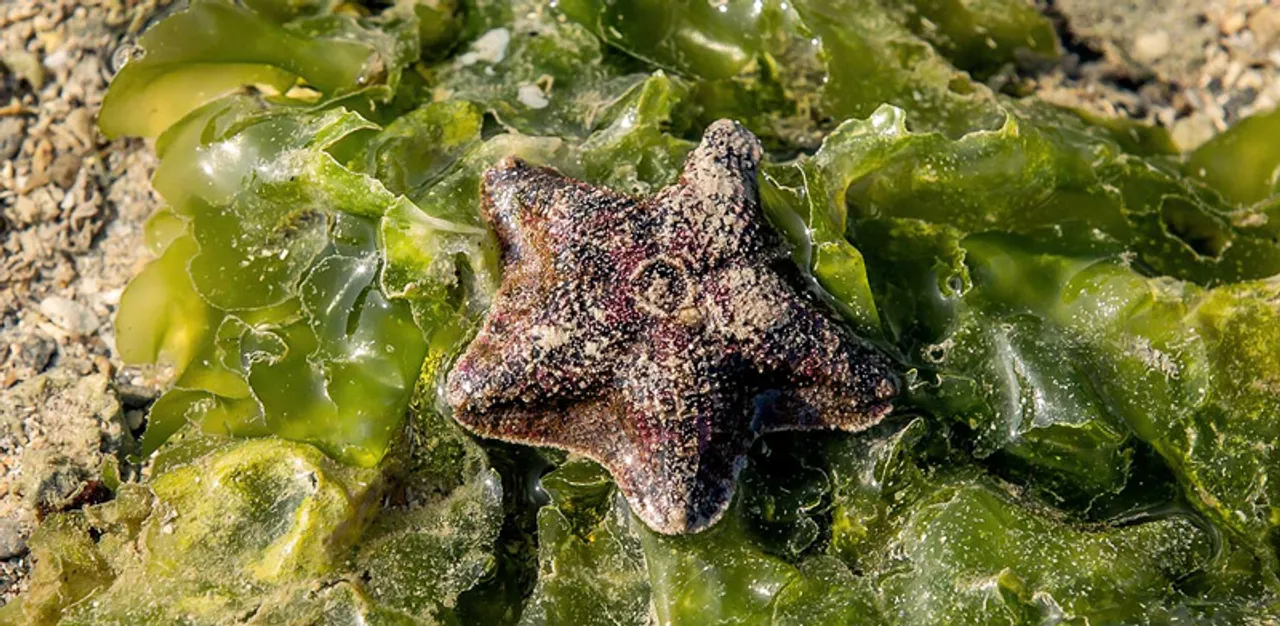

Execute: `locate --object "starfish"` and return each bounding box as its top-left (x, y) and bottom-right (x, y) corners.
top-left (446, 120), bottom-right (898, 534)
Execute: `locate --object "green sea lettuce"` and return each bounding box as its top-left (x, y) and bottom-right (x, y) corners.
top-left (559, 0), bottom-right (1059, 142)
top-left (518, 418), bottom-right (1242, 625)
top-left (1187, 107), bottom-right (1280, 206)
top-left (884, 0), bottom-right (1059, 79)
top-left (116, 97), bottom-right (447, 467)
top-left (99, 0), bottom-right (431, 138)
top-left (1, 408), bottom-right (503, 625)
top-left (790, 106), bottom-right (1280, 581)
top-left (424, 0), bottom-right (650, 138)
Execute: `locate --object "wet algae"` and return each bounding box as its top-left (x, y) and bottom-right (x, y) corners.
top-left (5, 0), bottom-right (1280, 623)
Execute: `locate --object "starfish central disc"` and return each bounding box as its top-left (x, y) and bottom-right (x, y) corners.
top-left (445, 119), bottom-right (898, 534)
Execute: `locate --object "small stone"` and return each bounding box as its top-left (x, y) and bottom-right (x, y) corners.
top-left (1221, 10), bottom-right (1247, 36)
top-left (1172, 112), bottom-right (1218, 151)
top-left (100, 288), bottom-right (122, 307)
top-left (11, 333), bottom-right (55, 373)
top-left (1, 50), bottom-right (45, 89)
top-left (63, 108), bottom-right (96, 148)
top-left (0, 117), bottom-right (25, 162)
top-left (0, 519), bottom-right (26, 560)
top-left (42, 48), bottom-right (71, 73)
top-left (457, 27), bottom-right (510, 66)
top-left (48, 152), bottom-right (81, 189)
top-left (1250, 5), bottom-right (1280, 48)
top-left (117, 383), bottom-right (159, 409)
top-left (124, 409), bottom-right (145, 432)
top-left (1132, 31), bottom-right (1171, 65)
top-left (517, 83), bottom-right (550, 109)
top-left (38, 295), bottom-right (99, 335)
top-left (30, 138), bottom-right (52, 176)
top-left (11, 195), bottom-right (39, 225)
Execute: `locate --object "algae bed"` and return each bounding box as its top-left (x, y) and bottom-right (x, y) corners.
top-left (5, 0), bottom-right (1280, 623)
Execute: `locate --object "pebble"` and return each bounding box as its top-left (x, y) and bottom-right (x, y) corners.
top-left (517, 83), bottom-right (550, 109)
top-left (457, 27), bottom-right (510, 66)
top-left (117, 384), bottom-right (158, 409)
top-left (1221, 10), bottom-right (1248, 36)
top-left (48, 151), bottom-right (80, 189)
top-left (1132, 31), bottom-right (1171, 64)
top-left (1172, 113), bottom-right (1218, 151)
top-left (1251, 5), bottom-right (1280, 48)
top-left (38, 295), bottom-right (99, 335)
top-left (0, 117), bottom-right (25, 162)
top-left (42, 47), bottom-right (70, 72)
top-left (11, 332), bottom-right (55, 373)
top-left (1, 50), bottom-right (45, 88)
top-left (124, 409), bottom-right (144, 432)
top-left (11, 195), bottom-right (38, 225)
top-left (62, 107), bottom-right (94, 147)
top-left (0, 519), bottom-right (26, 560)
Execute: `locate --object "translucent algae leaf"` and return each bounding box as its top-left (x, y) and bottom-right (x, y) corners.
top-left (358, 100), bottom-right (485, 200)
top-left (1187, 107), bottom-right (1280, 206)
top-left (116, 98), bottom-right (491, 466)
top-left (514, 418), bottom-right (1244, 625)
top-left (6, 439), bottom-right (380, 623)
top-left (863, 226), bottom-right (1280, 583)
top-left (577, 73), bottom-right (695, 195)
top-left (874, 479), bottom-right (1213, 623)
top-left (559, 0), bottom-right (1042, 141)
top-left (883, 0), bottom-right (1059, 79)
top-left (520, 459), bottom-right (878, 626)
top-left (771, 557), bottom-right (883, 625)
top-left (425, 0), bottom-right (650, 138)
top-left (357, 466), bottom-right (504, 620)
top-left (518, 460), bottom-right (651, 626)
top-left (557, 0), bottom-right (796, 80)
top-left (809, 104), bottom-right (1280, 285)
top-left (791, 0), bottom-right (1005, 135)
top-left (100, 0), bottom-right (419, 138)
top-left (824, 419), bottom-right (1267, 624)
top-left (114, 234), bottom-right (220, 385)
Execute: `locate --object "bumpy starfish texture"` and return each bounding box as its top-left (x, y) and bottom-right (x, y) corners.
top-left (446, 119), bottom-right (898, 534)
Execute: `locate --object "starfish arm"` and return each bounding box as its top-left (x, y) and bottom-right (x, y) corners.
top-left (450, 374), bottom-right (750, 536)
top-left (603, 355), bottom-right (756, 534)
top-left (680, 119), bottom-right (764, 204)
top-left (481, 157), bottom-right (586, 261)
top-left (702, 264), bottom-right (897, 432)
top-left (449, 392), bottom-right (624, 456)
top-left (445, 293), bottom-right (612, 414)
top-left (485, 157), bottom-right (639, 284)
top-left (653, 120), bottom-right (783, 268)
top-left (757, 296), bottom-right (898, 432)
top-left (608, 410), bottom-right (750, 535)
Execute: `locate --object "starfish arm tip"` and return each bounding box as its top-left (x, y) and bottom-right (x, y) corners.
top-left (699, 119), bottom-right (763, 164)
top-left (679, 119), bottom-right (765, 201)
top-left (482, 156), bottom-right (526, 192)
top-left (443, 364), bottom-right (480, 417)
top-left (626, 479), bottom-right (736, 535)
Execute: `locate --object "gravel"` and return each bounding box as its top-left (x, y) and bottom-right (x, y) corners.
top-left (0, 0), bottom-right (173, 603)
top-left (0, 520), bottom-right (25, 561)
top-left (1036, 0), bottom-right (1280, 150)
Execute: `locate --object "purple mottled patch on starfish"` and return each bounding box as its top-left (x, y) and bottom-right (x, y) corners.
top-left (446, 119), bottom-right (898, 534)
